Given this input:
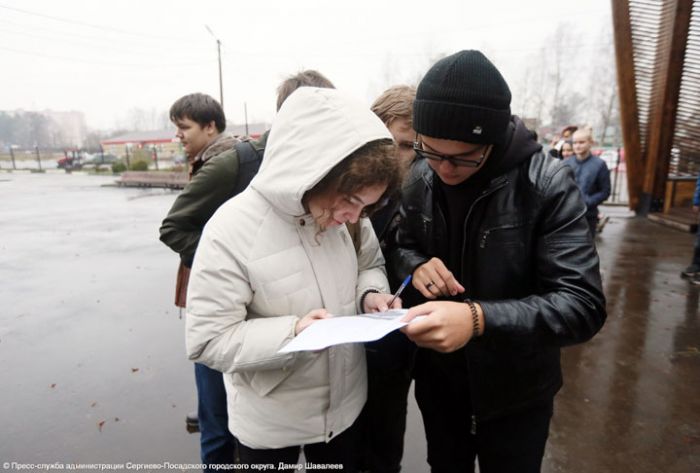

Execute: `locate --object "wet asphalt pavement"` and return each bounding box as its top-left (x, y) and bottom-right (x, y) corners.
top-left (1, 172), bottom-right (698, 472)
top-left (1, 172), bottom-right (197, 465)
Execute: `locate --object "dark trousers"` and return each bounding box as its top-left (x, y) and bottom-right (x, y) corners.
top-left (194, 363), bottom-right (236, 469)
top-left (356, 332), bottom-right (416, 473)
top-left (235, 420), bottom-right (358, 472)
top-left (414, 350), bottom-right (552, 473)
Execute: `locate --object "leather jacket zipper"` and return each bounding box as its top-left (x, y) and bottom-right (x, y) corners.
top-left (480, 230), bottom-right (490, 249)
top-left (461, 178), bottom-right (507, 436)
top-left (479, 222), bottom-right (522, 248)
top-left (461, 179), bottom-right (509, 271)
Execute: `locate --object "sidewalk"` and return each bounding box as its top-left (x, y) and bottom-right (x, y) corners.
top-left (1, 175), bottom-right (697, 471)
top-left (401, 205), bottom-right (699, 472)
top-left (543, 205), bottom-right (699, 473)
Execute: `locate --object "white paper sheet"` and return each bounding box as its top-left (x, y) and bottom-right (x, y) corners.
top-left (278, 309), bottom-right (410, 353)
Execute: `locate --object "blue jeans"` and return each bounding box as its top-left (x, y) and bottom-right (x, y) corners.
top-left (194, 363), bottom-right (236, 469)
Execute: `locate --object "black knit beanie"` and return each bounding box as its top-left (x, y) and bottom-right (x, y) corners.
top-left (413, 50), bottom-right (512, 145)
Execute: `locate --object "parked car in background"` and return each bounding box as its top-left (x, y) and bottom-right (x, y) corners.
top-left (84, 153), bottom-right (119, 165)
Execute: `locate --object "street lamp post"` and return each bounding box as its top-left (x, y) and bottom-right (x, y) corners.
top-left (205, 25), bottom-right (224, 108)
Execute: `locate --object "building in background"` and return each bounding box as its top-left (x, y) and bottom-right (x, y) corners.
top-left (101, 123), bottom-right (269, 161)
top-left (101, 130), bottom-right (180, 161)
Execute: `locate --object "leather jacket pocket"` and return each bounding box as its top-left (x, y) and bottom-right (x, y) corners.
top-left (478, 223), bottom-right (527, 249)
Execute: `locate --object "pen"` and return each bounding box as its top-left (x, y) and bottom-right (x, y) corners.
top-left (387, 275), bottom-right (412, 308)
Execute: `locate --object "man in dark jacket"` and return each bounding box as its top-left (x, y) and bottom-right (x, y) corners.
top-left (161, 92), bottom-right (243, 469)
top-left (564, 127), bottom-right (611, 237)
top-left (159, 72), bottom-right (334, 470)
top-left (389, 50), bottom-right (606, 473)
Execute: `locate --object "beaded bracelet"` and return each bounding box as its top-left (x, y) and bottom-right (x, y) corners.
top-left (465, 299), bottom-right (481, 337)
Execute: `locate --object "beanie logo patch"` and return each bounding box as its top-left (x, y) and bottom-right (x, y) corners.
top-left (472, 126), bottom-right (483, 135)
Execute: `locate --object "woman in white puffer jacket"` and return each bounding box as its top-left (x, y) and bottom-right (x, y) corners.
top-left (185, 87), bottom-right (402, 469)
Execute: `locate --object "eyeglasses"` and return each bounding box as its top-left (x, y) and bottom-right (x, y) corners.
top-left (413, 137), bottom-right (490, 168)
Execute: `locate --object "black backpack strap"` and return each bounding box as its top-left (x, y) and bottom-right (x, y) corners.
top-left (232, 141), bottom-right (264, 196)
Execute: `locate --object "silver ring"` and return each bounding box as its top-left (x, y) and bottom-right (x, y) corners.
top-left (426, 281), bottom-right (435, 289)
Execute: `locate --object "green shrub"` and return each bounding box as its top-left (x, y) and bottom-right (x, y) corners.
top-left (112, 162), bottom-right (127, 173)
top-left (129, 159), bottom-right (149, 171)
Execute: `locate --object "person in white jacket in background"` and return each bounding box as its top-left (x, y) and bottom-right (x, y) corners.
top-left (185, 87), bottom-right (402, 470)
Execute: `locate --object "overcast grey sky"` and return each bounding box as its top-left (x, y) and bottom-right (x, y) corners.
top-left (0, 0), bottom-right (613, 130)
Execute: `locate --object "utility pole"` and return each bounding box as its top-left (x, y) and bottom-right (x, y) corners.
top-left (244, 102), bottom-right (249, 137)
top-left (152, 145), bottom-right (159, 171)
top-left (205, 25), bottom-right (224, 108)
top-left (35, 145), bottom-right (42, 171)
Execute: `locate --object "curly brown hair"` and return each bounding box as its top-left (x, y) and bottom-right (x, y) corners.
top-left (303, 139), bottom-right (401, 223)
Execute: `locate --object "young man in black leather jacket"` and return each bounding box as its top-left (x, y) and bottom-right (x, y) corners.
top-left (389, 50), bottom-right (606, 473)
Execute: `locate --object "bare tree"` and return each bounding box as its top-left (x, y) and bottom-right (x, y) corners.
top-left (545, 23), bottom-right (579, 128)
top-left (83, 131), bottom-right (107, 152)
top-left (368, 49), bottom-right (445, 104)
top-left (587, 24), bottom-right (620, 146)
top-left (513, 47), bottom-right (548, 127)
top-left (123, 107), bottom-right (170, 131)
top-left (513, 19), bottom-right (621, 145)
top-left (126, 108), bottom-right (150, 131)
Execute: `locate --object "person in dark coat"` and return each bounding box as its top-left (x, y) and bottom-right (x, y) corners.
top-left (564, 127), bottom-right (611, 237)
top-left (389, 50), bottom-right (607, 473)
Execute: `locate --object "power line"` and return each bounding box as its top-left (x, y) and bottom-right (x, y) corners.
top-left (0, 17), bottom-right (209, 54)
top-left (0, 25), bottom-right (210, 60)
top-left (0, 45), bottom-right (216, 68)
top-left (0, 2), bottom-right (196, 43)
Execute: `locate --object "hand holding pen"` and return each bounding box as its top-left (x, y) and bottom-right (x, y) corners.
top-left (388, 275), bottom-right (412, 307)
top-left (362, 275), bottom-right (411, 313)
